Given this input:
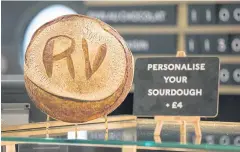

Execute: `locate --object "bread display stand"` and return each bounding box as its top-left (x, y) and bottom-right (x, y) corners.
top-left (2, 115), bottom-right (137, 152)
top-left (45, 114), bottom-right (109, 140)
top-left (2, 115), bottom-right (137, 136)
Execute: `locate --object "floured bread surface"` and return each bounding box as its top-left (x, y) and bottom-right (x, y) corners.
top-left (24, 14), bottom-right (134, 122)
top-left (25, 15), bottom-right (127, 101)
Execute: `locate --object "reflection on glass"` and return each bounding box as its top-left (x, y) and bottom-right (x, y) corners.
top-left (68, 131), bottom-right (87, 140)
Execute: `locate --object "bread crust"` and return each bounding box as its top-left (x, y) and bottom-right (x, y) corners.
top-left (24, 14), bottom-right (133, 123)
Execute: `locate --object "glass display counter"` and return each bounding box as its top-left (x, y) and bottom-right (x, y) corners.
top-left (2, 116), bottom-right (240, 152)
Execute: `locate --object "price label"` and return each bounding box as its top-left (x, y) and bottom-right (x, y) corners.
top-left (133, 57), bottom-right (220, 116)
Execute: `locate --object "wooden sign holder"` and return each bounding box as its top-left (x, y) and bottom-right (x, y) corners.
top-left (153, 51), bottom-right (202, 140)
top-left (154, 130), bottom-right (202, 144)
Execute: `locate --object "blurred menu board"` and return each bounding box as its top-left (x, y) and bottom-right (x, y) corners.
top-left (186, 4), bottom-right (240, 55)
top-left (188, 4), bottom-right (240, 25)
top-left (186, 34), bottom-right (240, 54)
top-left (86, 5), bottom-right (177, 25)
top-left (123, 34), bottom-right (176, 54)
top-left (86, 4), bottom-right (177, 54)
top-left (184, 3), bottom-right (240, 93)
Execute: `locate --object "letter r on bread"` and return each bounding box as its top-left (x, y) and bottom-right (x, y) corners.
top-left (43, 35), bottom-right (75, 79)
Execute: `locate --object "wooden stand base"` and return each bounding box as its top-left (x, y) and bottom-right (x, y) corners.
top-left (154, 116), bottom-right (202, 144)
top-left (6, 144), bottom-right (16, 152)
top-left (46, 115), bottom-right (50, 138)
top-left (194, 135), bottom-right (202, 145)
top-left (122, 146), bottom-right (137, 152)
top-left (105, 115), bottom-right (108, 140)
top-left (74, 123), bottom-right (78, 139)
top-left (154, 133), bottom-right (202, 145)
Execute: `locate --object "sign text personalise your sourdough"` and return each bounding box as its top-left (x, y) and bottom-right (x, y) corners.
top-left (147, 63), bottom-right (205, 97)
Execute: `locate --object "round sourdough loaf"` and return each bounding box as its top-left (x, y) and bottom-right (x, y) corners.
top-left (24, 14), bottom-right (134, 123)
